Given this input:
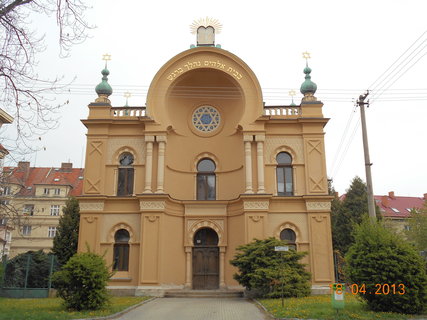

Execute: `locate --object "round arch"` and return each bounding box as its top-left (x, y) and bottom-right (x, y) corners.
top-left (108, 223), bottom-right (135, 244)
top-left (193, 152), bottom-right (220, 172)
top-left (188, 219), bottom-right (224, 246)
top-left (146, 46), bottom-right (264, 130)
top-left (271, 146), bottom-right (298, 164)
top-left (274, 222), bottom-right (301, 242)
top-left (113, 147), bottom-right (138, 165)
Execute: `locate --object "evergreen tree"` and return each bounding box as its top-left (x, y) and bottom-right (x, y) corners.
top-left (331, 176), bottom-right (381, 254)
top-left (52, 197), bottom-right (80, 266)
top-left (4, 250), bottom-right (52, 288)
top-left (230, 238), bottom-right (311, 298)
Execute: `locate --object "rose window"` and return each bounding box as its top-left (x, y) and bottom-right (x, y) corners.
top-left (192, 106), bottom-right (221, 132)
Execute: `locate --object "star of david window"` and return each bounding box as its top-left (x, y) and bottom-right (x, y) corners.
top-left (192, 106), bottom-right (221, 132)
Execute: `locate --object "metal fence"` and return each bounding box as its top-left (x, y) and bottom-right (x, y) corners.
top-left (0, 253), bottom-right (58, 298)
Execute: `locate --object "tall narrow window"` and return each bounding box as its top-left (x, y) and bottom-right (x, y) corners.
top-left (24, 204), bottom-right (34, 216)
top-left (113, 229), bottom-right (130, 271)
top-left (280, 228), bottom-right (297, 250)
top-left (50, 205), bottom-right (60, 216)
top-left (197, 158), bottom-right (216, 200)
top-left (117, 153), bottom-right (134, 196)
top-left (276, 152), bottom-right (293, 196)
top-left (48, 227), bottom-right (57, 238)
top-left (22, 225), bottom-right (32, 236)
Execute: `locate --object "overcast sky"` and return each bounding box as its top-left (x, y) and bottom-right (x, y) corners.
top-left (2, 0), bottom-right (427, 197)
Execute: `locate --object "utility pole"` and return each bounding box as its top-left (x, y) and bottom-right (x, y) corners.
top-left (357, 91), bottom-right (376, 222)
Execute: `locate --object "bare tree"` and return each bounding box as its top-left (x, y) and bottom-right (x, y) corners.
top-left (0, 0), bottom-right (92, 152)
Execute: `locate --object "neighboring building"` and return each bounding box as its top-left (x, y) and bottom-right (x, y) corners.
top-left (78, 25), bottom-right (334, 295)
top-left (0, 108), bottom-right (13, 129)
top-left (1, 162), bottom-right (83, 257)
top-left (0, 108), bottom-right (13, 176)
top-left (0, 217), bottom-right (13, 257)
top-left (0, 108), bottom-right (13, 256)
top-left (375, 191), bottom-right (426, 232)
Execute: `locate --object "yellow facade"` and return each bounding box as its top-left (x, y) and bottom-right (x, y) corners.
top-left (78, 46), bottom-right (334, 295)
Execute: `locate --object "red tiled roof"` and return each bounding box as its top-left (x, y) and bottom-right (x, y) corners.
top-left (339, 192), bottom-right (425, 218)
top-left (374, 193), bottom-right (425, 218)
top-left (3, 164), bottom-right (84, 197)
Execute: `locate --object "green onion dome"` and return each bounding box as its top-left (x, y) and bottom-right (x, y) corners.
top-left (95, 68), bottom-right (113, 97)
top-left (300, 66), bottom-right (317, 96)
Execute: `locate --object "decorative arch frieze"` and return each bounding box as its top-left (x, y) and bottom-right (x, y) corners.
top-left (272, 146), bottom-right (297, 164)
top-left (108, 222), bottom-right (135, 244)
top-left (274, 221), bottom-right (301, 242)
top-left (187, 219), bottom-right (224, 246)
top-left (264, 137), bottom-right (304, 165)
top-left (106, 138), bottom-right (145, 165)
top-left (193, 152), bottom-right (220, 172)
top-left (114, 146), bottom-right (138, 165)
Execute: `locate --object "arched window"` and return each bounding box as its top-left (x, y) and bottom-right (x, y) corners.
top-left (197, 158), bottom-right (216, 200)
top-left (113, 229), bottom-right (130, 271)
top-left (117, 153), bottom-right (134, 196)
top-left (280, 228), bottom-right (296, 250)
top-left (276, 152), bottom-right (293, 196)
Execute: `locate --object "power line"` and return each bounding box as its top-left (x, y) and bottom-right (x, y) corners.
top-left (368, 30), bottom-right (427, 89)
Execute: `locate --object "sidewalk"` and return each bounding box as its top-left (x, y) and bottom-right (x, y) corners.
top-left (117, 297), bottom-right (270, 320)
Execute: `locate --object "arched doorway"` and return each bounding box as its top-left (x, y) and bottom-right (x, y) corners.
top-left (192, 228), bottom-right (219, 289)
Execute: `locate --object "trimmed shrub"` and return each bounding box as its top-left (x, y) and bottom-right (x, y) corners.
top-left (52, 251), bottom-right (111, 310)
top-left (230, 237), bottom-right (311, 298)
top-left (345, 217), bottom-right (427, 314)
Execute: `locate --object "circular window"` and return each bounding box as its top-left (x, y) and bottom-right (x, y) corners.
top-left (192, 105), bottom-right (221, 132)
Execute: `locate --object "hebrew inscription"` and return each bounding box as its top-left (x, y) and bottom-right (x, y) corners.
top-left (167, 60), bottom-right (243, 81)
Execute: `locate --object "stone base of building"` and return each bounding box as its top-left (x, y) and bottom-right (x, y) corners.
top-left (107, 284), bottom-right (330, 297)
top-left (311, 285), bottom-right (331, 295)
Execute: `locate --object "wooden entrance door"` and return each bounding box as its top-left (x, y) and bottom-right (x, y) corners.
top-left (192, 247), bottom-right (219, 289)
top-left (192, 228), bottom-right (219, 290)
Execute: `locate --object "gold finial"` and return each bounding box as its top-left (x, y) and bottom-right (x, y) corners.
top-left (124, 92), bottom-right (131, 107)
top-left (302, 51), bottom-right (311, 66)
top-left (289, 90), bottom-right (296, 105)
top-left (102, 53), bottom-right (111, 67)
top-left (190, 17), bottom-right (222, 34)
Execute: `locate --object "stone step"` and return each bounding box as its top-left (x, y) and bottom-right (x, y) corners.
top-left (164, 290), bottom-right (244, 298)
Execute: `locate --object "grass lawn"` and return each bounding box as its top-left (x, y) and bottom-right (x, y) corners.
top-left (0, 296), bottom-right (151, 320)
top-left (258, 294), bottom-right (426, 320)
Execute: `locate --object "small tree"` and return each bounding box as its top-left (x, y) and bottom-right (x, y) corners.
top-left (52, 197), bottom-right (80, 266)
top-left (405, 202), bottom-right (427, 255)
top-left (345, 217), bottom-right (427, 314)
top-left (230, 238), bottom-right (311, 298)
top-left (52, 251), bottom-right (111, 310)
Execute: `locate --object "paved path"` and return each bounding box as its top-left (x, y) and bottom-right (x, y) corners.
top-left (118, 297), bottom-right (269, 320)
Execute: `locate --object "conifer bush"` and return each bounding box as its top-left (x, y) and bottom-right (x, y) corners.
top-left (345, 218), bottom-right (427, 314)
top-left (230, 238), bottom-right (311, 298)
top-left (52, 251), bottom-right (111, 310)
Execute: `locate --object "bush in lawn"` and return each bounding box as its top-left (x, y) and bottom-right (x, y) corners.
top-left (230, 237), bottom-right (311, 298)
top-left (345, 217), bottom-right (427, 314)
top-left (52, 251), bottom-right (111, 310)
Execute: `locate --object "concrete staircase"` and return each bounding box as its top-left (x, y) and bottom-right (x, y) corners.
top-left (164, 289), bottom-right (244, 298)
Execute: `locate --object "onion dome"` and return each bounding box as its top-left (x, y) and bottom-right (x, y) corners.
top-left (300, 66), bottom-right (317, 101)
top-left (95, 68), bottom-right (113, 97)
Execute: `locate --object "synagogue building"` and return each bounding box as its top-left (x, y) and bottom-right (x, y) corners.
top-left (78, 24), bottom-right (334, 295)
